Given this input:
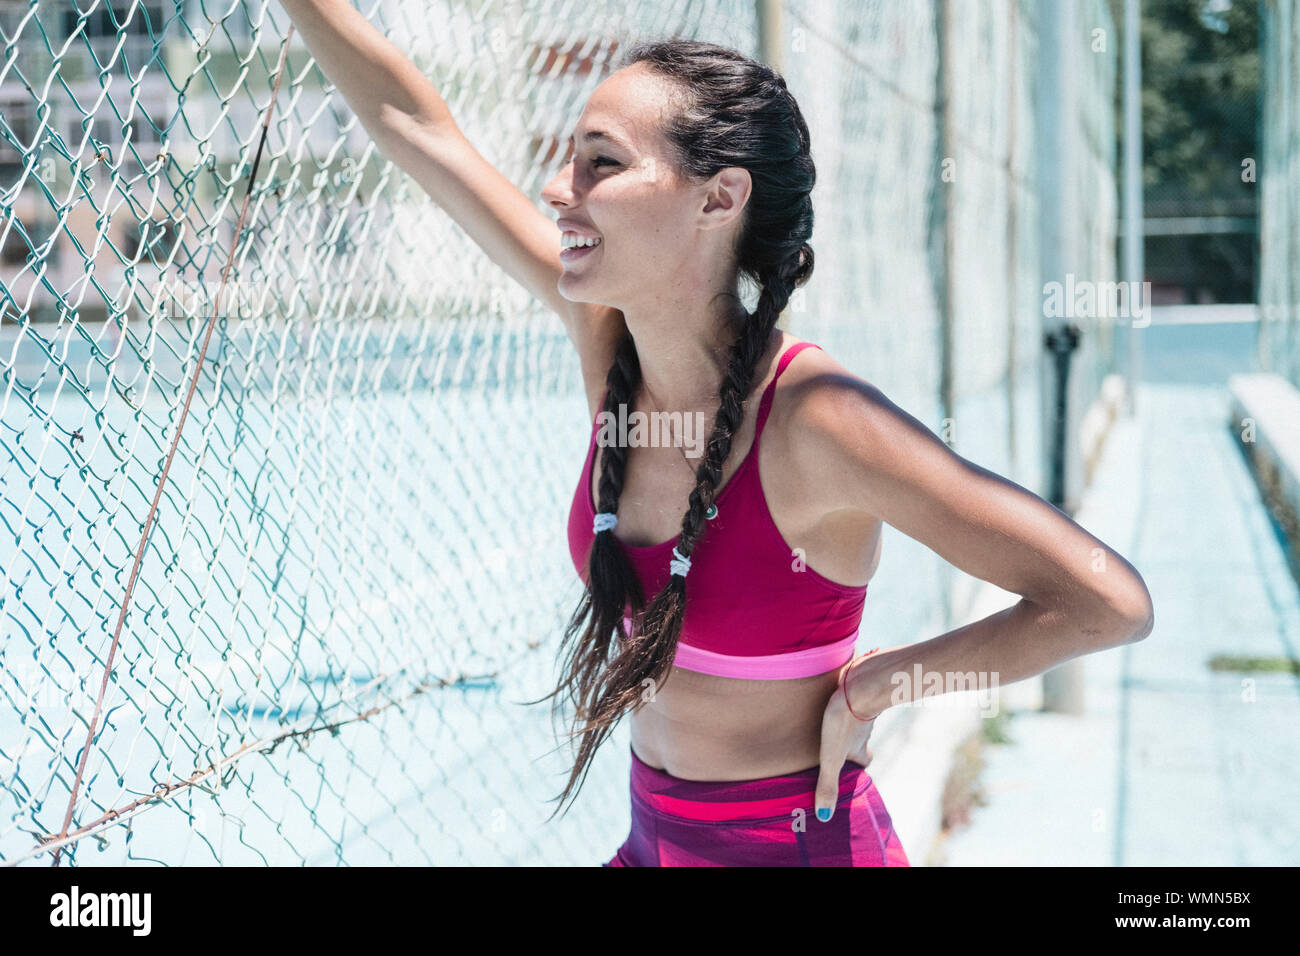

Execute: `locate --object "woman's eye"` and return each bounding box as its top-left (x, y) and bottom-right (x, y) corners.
top-left (593, 156), bottom-right (620, 168)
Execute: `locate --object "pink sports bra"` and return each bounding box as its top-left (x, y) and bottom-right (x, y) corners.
top-left (566, 340), bottom-right (870, 680)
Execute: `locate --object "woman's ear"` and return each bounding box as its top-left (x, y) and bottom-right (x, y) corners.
top-left (699, 167), bottom-right (751, 228)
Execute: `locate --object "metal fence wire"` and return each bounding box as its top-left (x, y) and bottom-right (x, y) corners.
top-left (0, 0), bottom-right (1116, 865)
top-left (1260, 0), bottom-right (1300, 388)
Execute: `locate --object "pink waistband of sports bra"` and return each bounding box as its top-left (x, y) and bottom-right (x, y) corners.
top-left (621, 615), bottom-right (858, 680)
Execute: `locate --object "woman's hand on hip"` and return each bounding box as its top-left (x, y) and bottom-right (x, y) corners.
top-left (814, 654), bottom-right (880, 823)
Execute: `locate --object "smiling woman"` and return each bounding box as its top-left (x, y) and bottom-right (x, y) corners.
top-left (279, 2), bottom-right (1154, 867)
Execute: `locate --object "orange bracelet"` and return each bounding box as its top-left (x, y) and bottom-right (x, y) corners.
top-left (840, 647), bottom-right (881, 722)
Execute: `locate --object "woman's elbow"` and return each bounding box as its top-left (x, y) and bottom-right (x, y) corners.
top-left (1095, 574), bottom-right (1156, 646)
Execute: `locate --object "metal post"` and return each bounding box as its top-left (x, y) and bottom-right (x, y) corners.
top-left (1121, 0), bottom-right (1144, 415)
top-left (757, 0), bottom-right (786, 329)
top-left (1044, 325), bottom-right (1082, 509)
top-left (936, 0), bottom-right (955, 432)
top-left (1037, 0), bottom-right (1085, 715)
top-left (757, 0), bottom-right (784, 75)
top-left (1005, 0), bottom-right (1019, 470)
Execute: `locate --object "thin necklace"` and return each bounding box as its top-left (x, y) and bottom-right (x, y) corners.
top-left (636, 377), bottom-right (722, 520)
top-left (637, 379), bottom-right (708, 472)
top-left (631, 326), bottom-right (778, 523)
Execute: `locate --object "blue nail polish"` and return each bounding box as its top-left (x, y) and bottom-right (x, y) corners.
top-left (817, 807), bottom-right (831, 822)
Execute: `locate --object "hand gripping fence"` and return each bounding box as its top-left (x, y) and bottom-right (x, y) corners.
top-left (0, 0), bottom-right (1124, 865)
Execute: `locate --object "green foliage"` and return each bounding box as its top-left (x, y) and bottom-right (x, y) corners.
top-left (1206, 653), bottom-right (1300, 674)
top-left (1134, 0), bottom-right (1260, 203)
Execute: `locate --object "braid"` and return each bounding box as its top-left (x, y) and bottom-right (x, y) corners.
top-left (529, 39), bottom-right (818, 820)
top-left (545, 331), bottom-right (644, 731)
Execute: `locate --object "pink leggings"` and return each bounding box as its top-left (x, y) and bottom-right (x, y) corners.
top-left (603, 745), bottom-right (910, 867)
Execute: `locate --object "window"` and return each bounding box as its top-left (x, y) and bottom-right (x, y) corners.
top-left (62, 3), bottom-right (167, 76)
top-left (0, 99), bottom-right (34, 165)
top-left (61, 2), bottom-right (166, 39)
top-left (65, 105), bottom-right (163, 159)
top-left (125, 218), bottom-right (179, 261)
top-left (2, 223), bottom-right (30, 266)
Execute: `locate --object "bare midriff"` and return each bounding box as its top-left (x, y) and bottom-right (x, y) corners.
top-left (586, 330), bottom-right (884, 781)
top-left (628, 665), bottom-right (849, 779)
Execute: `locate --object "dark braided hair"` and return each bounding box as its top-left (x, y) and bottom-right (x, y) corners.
top-left (532, 38), bottom-right (816, 820)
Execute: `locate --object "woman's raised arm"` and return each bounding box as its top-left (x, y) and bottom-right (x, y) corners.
top-left (278, 0), bottom-right (623, 402)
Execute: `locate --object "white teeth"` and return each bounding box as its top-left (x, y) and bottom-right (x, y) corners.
top-left (561, 233), bottom-right (601, 249)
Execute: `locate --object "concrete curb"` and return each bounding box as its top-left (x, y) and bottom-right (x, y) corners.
top-left (1229, 372), bottom-right (1300, 546)
top-left (1081, 373), bottom-right (1128, 487)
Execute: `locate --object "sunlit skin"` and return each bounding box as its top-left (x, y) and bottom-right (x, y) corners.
top-left (277, 0), bottom-right (1155, 822)
top-left (544, 65), bottom-right (757, 415)
top-left (540, 65), bottom-right (882, 790)
top-left (541, 64), bottom-right (1154, 819)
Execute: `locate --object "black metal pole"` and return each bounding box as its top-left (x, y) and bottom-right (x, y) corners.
top-left (1044, 323), bottom-right (1081, 509)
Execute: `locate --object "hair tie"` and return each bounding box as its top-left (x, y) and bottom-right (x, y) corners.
top-left (593, 512), bottom-right (618, 533)
top-left (668, 546), bottom-right (691, 577)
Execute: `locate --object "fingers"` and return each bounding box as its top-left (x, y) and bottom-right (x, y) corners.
top-left (815, 709), bottom-right (845, 822)
top-left (814, 760), bottom-right (842, 823)
top-left (854, 735), bottom-right (876, 768)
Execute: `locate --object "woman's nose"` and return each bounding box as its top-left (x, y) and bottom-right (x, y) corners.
top-left (543, 154), bottom-right (585, 205)
top-left (542, 166), bottom-right (574, 207)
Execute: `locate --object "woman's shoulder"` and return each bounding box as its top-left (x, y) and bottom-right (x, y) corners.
top-left (755, 337), bottom-right (893, 543)
top-left (764, 338), bottom-right (905, 510)
top-left (770, 337), bottom-right (891, 426)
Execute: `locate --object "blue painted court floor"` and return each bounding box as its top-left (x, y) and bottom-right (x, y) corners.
top-left (934, 380), bottom-right (1300, 866)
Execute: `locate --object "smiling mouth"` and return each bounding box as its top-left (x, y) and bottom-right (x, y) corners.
top-left (560, 237), bottom-right (602, 263)
top-left (560, 233), bottom-right (602, 250)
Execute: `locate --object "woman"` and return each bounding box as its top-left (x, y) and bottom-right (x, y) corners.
top-left (281, 4), bottom-right (1155, 866)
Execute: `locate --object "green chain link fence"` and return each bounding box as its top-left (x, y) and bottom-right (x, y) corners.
top-left (1261, 0), bottom-right (1299, 387)
top-left (1, 0), bottom-right (1117, 865)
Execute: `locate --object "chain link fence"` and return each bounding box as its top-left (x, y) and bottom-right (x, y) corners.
top-left (1261, 0), bottom-right (1299, 387)
top-left (1, 0), bottom-right (1117, 865)
top-left (784, 0), bottom-right (1117, 617)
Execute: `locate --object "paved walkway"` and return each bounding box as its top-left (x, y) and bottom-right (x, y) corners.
top-left (935, 381), bottom-right (1300, 866)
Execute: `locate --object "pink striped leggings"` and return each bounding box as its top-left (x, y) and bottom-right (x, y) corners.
top-left (603, 745), bottom-right (910, 867)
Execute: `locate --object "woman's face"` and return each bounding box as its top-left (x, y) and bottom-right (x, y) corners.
top-left (542, 65), bottom-right (722, 309)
